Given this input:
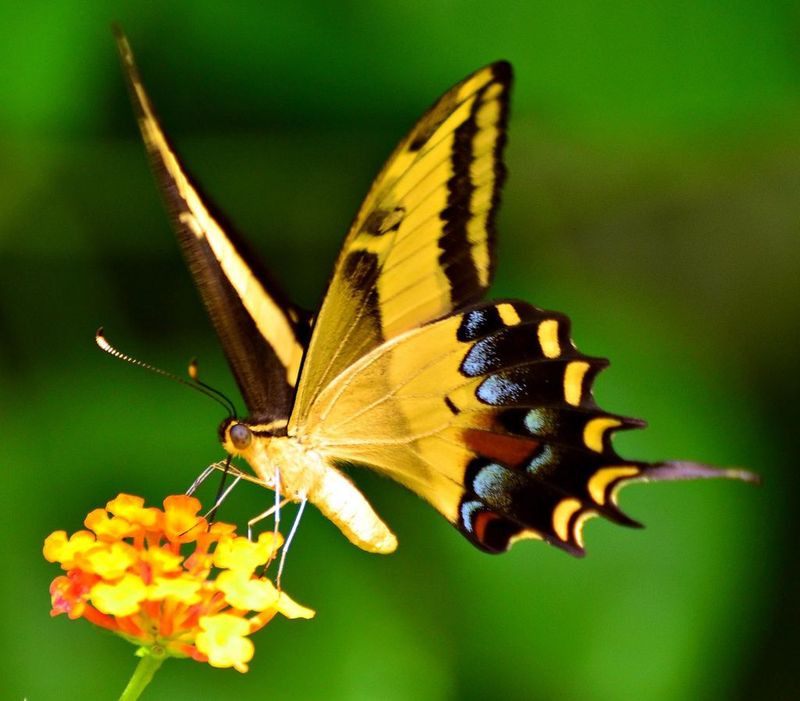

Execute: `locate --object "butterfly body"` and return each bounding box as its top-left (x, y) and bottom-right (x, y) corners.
top-left (116, 31), bottom-right (755, 557)
top-left (221, 422), bottom-right (398, 553)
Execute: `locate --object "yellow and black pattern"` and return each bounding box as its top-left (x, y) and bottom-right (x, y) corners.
top-left (291, 62), bottom-right (511, 421)
top-left (118, 33), bottom-right (755, 557)
top-left (115, 31), bottom-right (308, 422)
top-left (302, 300), bottom-right (755, 555)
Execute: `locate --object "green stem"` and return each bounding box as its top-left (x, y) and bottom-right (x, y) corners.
top-left (118, 649), bottom-right (166, 701)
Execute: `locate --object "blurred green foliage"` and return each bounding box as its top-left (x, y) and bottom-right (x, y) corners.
top-left (1, 2), bottom-right (797, 699)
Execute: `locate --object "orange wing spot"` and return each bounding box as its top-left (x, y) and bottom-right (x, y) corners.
top-left (473, 510), bottom-right (500, 544)
top-left (462, 429), bottom-right (540, 469)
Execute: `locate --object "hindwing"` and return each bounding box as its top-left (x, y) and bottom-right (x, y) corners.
top-left (299, 301), bottom-right (755, 554)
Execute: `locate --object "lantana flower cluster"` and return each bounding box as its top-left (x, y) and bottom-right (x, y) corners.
top-left (44, 493), bottom-right (314, 672)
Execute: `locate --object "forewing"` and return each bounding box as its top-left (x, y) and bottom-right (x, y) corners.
top-left (291, 62), bottom-right (511, 422)
top-left (116, 32), bottom-right (308, 422)
top-left (300, 301), bottom-right (756, 555)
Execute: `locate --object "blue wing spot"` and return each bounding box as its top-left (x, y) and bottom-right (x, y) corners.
top-left (473, 463), bottom-right (508, 501)
top-left (457, 306), bottom-right (503, 342)
top-left (477, 374), bottom-right (523, 404)
top-left (527, 445), bottom-right (553, 473)
top-left (460, 337), bottom-right (500, 377)
top-left (524, 408), bottom-right (552, 435)
top-left (460, 500), bottom-right (483, 533)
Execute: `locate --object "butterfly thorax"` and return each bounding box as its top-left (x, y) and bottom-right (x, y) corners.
top-left (220, 418), bottom-right (315, 498)
top-left (220, 418), bottom-right (398, 553)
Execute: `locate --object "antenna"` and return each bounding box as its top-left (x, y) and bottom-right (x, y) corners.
top-left (95, 328), bottom-right (237, 417)
top-left (187, 357), bottom-right (238, 418)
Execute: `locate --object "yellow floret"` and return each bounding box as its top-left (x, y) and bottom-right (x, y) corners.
top-left (90, 573), bottom-right (147, 616)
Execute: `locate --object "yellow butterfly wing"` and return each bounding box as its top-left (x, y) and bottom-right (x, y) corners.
top-left (297, 301), bottom-right (756, 554)
top-left (291, 62), bottom-right (511, 422)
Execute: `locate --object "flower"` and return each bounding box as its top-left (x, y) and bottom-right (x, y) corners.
top-left (44, 493), bottom-right (314, 673)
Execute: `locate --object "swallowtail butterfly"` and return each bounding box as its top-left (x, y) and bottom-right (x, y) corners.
top-left (115, 32), bottom-right (754, 556)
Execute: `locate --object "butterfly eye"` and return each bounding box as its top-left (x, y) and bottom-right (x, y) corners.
top-left (229, 423), bottom-right (252, 450)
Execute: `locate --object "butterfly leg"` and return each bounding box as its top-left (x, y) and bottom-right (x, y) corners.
top-left (205, 454), bottom-right (235, 522)
top-left (270, 466), bottom-right (282, 566)
top-left (276, 494), bottom-right (307, 591)
top-left (251, 473), bottom-right (290, 578)
top-left (273, 466), bottom-right (281, 524)
top-left (185, 463), bottom-right (218, 495)
top-left (202, 472), bottom-right (242, 521)
top-left (185, 459), bottom-right (243, 522)
top-left (247, 496), bottom-right (291, 541)
top-left (250, 500), bottom-right (291, 579)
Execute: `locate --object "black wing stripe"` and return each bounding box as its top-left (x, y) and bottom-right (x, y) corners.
top-left (291, 62), bottom-right (511, 424)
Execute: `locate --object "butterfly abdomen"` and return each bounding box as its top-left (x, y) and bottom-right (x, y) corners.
top-left (233, 435), bottom-right (398, 554)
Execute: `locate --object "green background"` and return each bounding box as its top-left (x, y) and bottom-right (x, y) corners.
top-left (1, 2), bottom-right (797, 699)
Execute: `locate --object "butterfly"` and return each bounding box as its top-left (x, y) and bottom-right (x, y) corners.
top-left (114, 32), bottom-right (755, 557)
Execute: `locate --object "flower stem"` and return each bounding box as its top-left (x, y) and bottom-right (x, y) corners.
top-left (118, 649), bottom-right (166, 701)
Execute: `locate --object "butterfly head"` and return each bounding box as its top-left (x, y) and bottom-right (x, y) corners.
top-left (218, 417), bottom-right (299, 491)
top-left (222, 420), bottom-right (253, 452)
top-left (219, 417), bottom-right (288, 457)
